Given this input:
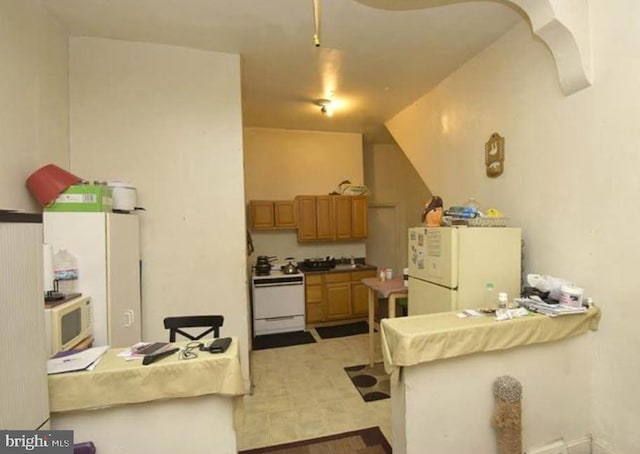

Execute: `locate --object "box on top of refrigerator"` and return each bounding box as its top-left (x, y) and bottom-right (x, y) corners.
top-left (45, 184), bottom-right (113, 212)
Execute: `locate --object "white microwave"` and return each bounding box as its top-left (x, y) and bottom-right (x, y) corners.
top-left (45, 296), bottom-right (92, 357)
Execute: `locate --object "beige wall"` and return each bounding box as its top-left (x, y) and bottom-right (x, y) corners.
top-left (68, 37), bottom-right (249, 384)
top-left (387, 4), bottom-right (638, 452)
top-left (363, 143), bottom-right (431, 273)
top-left (0, 0), bottom-right (69, 211)
top-left (244, 127), bottom-right (366, 263)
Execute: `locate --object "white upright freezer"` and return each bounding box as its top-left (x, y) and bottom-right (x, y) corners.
top-left (408, 226), bottom-right (521, 315)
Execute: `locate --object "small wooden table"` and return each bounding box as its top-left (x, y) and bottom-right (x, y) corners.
top-left (362, 276), bottom-right (408, 367)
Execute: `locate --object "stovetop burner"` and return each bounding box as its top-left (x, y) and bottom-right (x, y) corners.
top-left (297, 257), bottom-right (336, 272)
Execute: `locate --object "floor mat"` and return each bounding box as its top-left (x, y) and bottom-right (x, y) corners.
top-left (238, 426), bottom-right (391, 454)
top-left (252, 331), bottom-right (316, 350)
top-left (315, 320), bottom-right (371, 339)
top-left (344, 363), bottom-right (391, 402)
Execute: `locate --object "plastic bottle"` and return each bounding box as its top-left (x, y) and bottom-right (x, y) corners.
top-left (498, 292), bottom-right (509, 310)
top-left (53, 249), bottom-right (79, 294)
top-left (484, 282), bottom-right (494, 308)
top-left (465, 198), bottom-right (483, 217)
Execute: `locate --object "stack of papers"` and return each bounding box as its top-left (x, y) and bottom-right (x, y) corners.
top-left (515, 298), bottom-right (587, 316)
top-left (47, 346), bottom-right (109, 375)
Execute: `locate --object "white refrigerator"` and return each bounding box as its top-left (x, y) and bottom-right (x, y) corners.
top-left (408, 226), bottom-right (521, 315)
top-left (44, 212), bottom-right (142, 347)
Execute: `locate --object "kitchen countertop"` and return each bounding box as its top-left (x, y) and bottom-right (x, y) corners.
top-left (380, 306), bottom-right (601, 374)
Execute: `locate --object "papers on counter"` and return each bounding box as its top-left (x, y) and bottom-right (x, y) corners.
top-left (515, 298), bottom-right (588, 316)
top-left (47, 346), bottom-right (109, 375)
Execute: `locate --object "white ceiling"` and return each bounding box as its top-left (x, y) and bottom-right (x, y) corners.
top-left (41, 0), bottom-right (524, 143)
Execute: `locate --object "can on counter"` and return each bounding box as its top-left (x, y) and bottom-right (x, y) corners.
top-left (560, 285), bottom-right (584, 307)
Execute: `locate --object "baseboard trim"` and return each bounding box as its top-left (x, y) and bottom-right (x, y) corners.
top-left (592, 438), bottom-right (617, 454)
top-left (528, 435), bottom-right (616, 454)
top-left (567, 436), bottom-right (591, 454)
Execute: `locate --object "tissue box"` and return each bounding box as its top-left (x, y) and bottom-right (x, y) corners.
top-left (45, 184), bottom-right (113, 212)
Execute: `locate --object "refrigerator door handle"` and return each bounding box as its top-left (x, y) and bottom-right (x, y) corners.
top-left (124, 310), bottom-right (133, 327)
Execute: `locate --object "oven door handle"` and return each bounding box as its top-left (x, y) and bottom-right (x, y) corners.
top-left (263, 316), bottom-right (296, 321)
top-left (253, 282), bottom-right (303, 288)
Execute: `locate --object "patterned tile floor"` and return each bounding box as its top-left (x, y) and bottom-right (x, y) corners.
top-left (236, 329), bottom-right (391, 451)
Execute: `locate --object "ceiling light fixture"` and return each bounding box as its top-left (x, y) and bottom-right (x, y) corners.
top-left (317, 99), bottom-right (334, 117)
top-left (313, 0), bottom-right (321, 47)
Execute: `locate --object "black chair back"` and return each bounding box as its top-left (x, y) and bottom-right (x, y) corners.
top-left (163, 315), bottom-right (224, 342)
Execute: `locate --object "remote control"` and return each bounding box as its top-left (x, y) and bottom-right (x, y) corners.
top-left (142, 347), bottom-right (179, 365)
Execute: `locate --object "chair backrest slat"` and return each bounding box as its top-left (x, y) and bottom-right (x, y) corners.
top-left (163, 315), bottom-right (224, 342)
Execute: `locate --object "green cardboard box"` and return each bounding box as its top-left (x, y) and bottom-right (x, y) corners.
top-left (45, 184), bottom-right (113, 212)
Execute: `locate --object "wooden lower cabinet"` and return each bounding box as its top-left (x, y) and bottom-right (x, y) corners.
top-left (305, 274), bottom-right (324, 323)
top-left (351, 283), bottom-right (370, 316)
top-left (305, 269), bottom-right (377, 323)
top-left (325, 272), bottom-right (352, 320)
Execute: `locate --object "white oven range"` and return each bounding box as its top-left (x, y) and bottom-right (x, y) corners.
top-left (251, 269), bottom-right (305, 336)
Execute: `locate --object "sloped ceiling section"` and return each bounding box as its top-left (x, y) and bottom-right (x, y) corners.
top-left (354, 0), bottom-right (592, 95)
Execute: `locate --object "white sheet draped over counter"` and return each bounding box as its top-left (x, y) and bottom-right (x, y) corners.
top-left (380, 307), bottom-right (601, 374)
top-left (48, 338), bottom-right (245, 413)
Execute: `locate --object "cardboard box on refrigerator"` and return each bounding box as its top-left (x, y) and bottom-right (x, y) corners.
top-left (45, 184), bottom-right (113, 212)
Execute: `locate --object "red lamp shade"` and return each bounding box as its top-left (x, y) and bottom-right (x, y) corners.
top-left (26, 164), bottom-right (82, 207)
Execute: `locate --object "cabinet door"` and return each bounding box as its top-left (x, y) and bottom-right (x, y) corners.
top-left (326, 283), bottom-right (352, 320)
top-left (325, 272), bottom-right (352, 319)
top-left (351, 282), bottom-right (370, 316)
top-left (274, 201), bottom-right (296, 228)
top-left (250, 201), bottom-right (275, 229)
top-left (316, 196), bottom-right (335, 240)
top-left (306, 301), bottom-right (325, 323)
top-left (305, 274), bottom-right (325, 322)
top-left (351, 270), bottom-right (377, 317)
top-left (351, 196), bottom-right (369, 239)
top-left (296, 196), bottom-right (317, 240)
top-left (334, 197), bottom-right (352, 239)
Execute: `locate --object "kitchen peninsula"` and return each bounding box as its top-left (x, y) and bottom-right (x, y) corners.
top-left (382, 308), bottom-right (601, 454)
top-left (49, 338), bottom-right (245, 454)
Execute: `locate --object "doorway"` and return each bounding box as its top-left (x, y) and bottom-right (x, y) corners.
top-left (366, 203), bottom-right (402, 278)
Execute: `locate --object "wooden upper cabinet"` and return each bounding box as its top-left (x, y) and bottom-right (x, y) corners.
top-left (295, 195), bottom-right (368, 241)
top-left (274, 201), bottom-right (296, 228)
top-left (296, 196), bottom-right (317, 240)
top-left (351, 196), bottom-right (368, 239)
top-left (334, 196), bottom-right (353, 240)
top-left (249, 200), bottom-right (296, 230)
top-left (249, 201), bottom-right (274, 229)
top-left (315, 196), bottom-right (335, 240)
